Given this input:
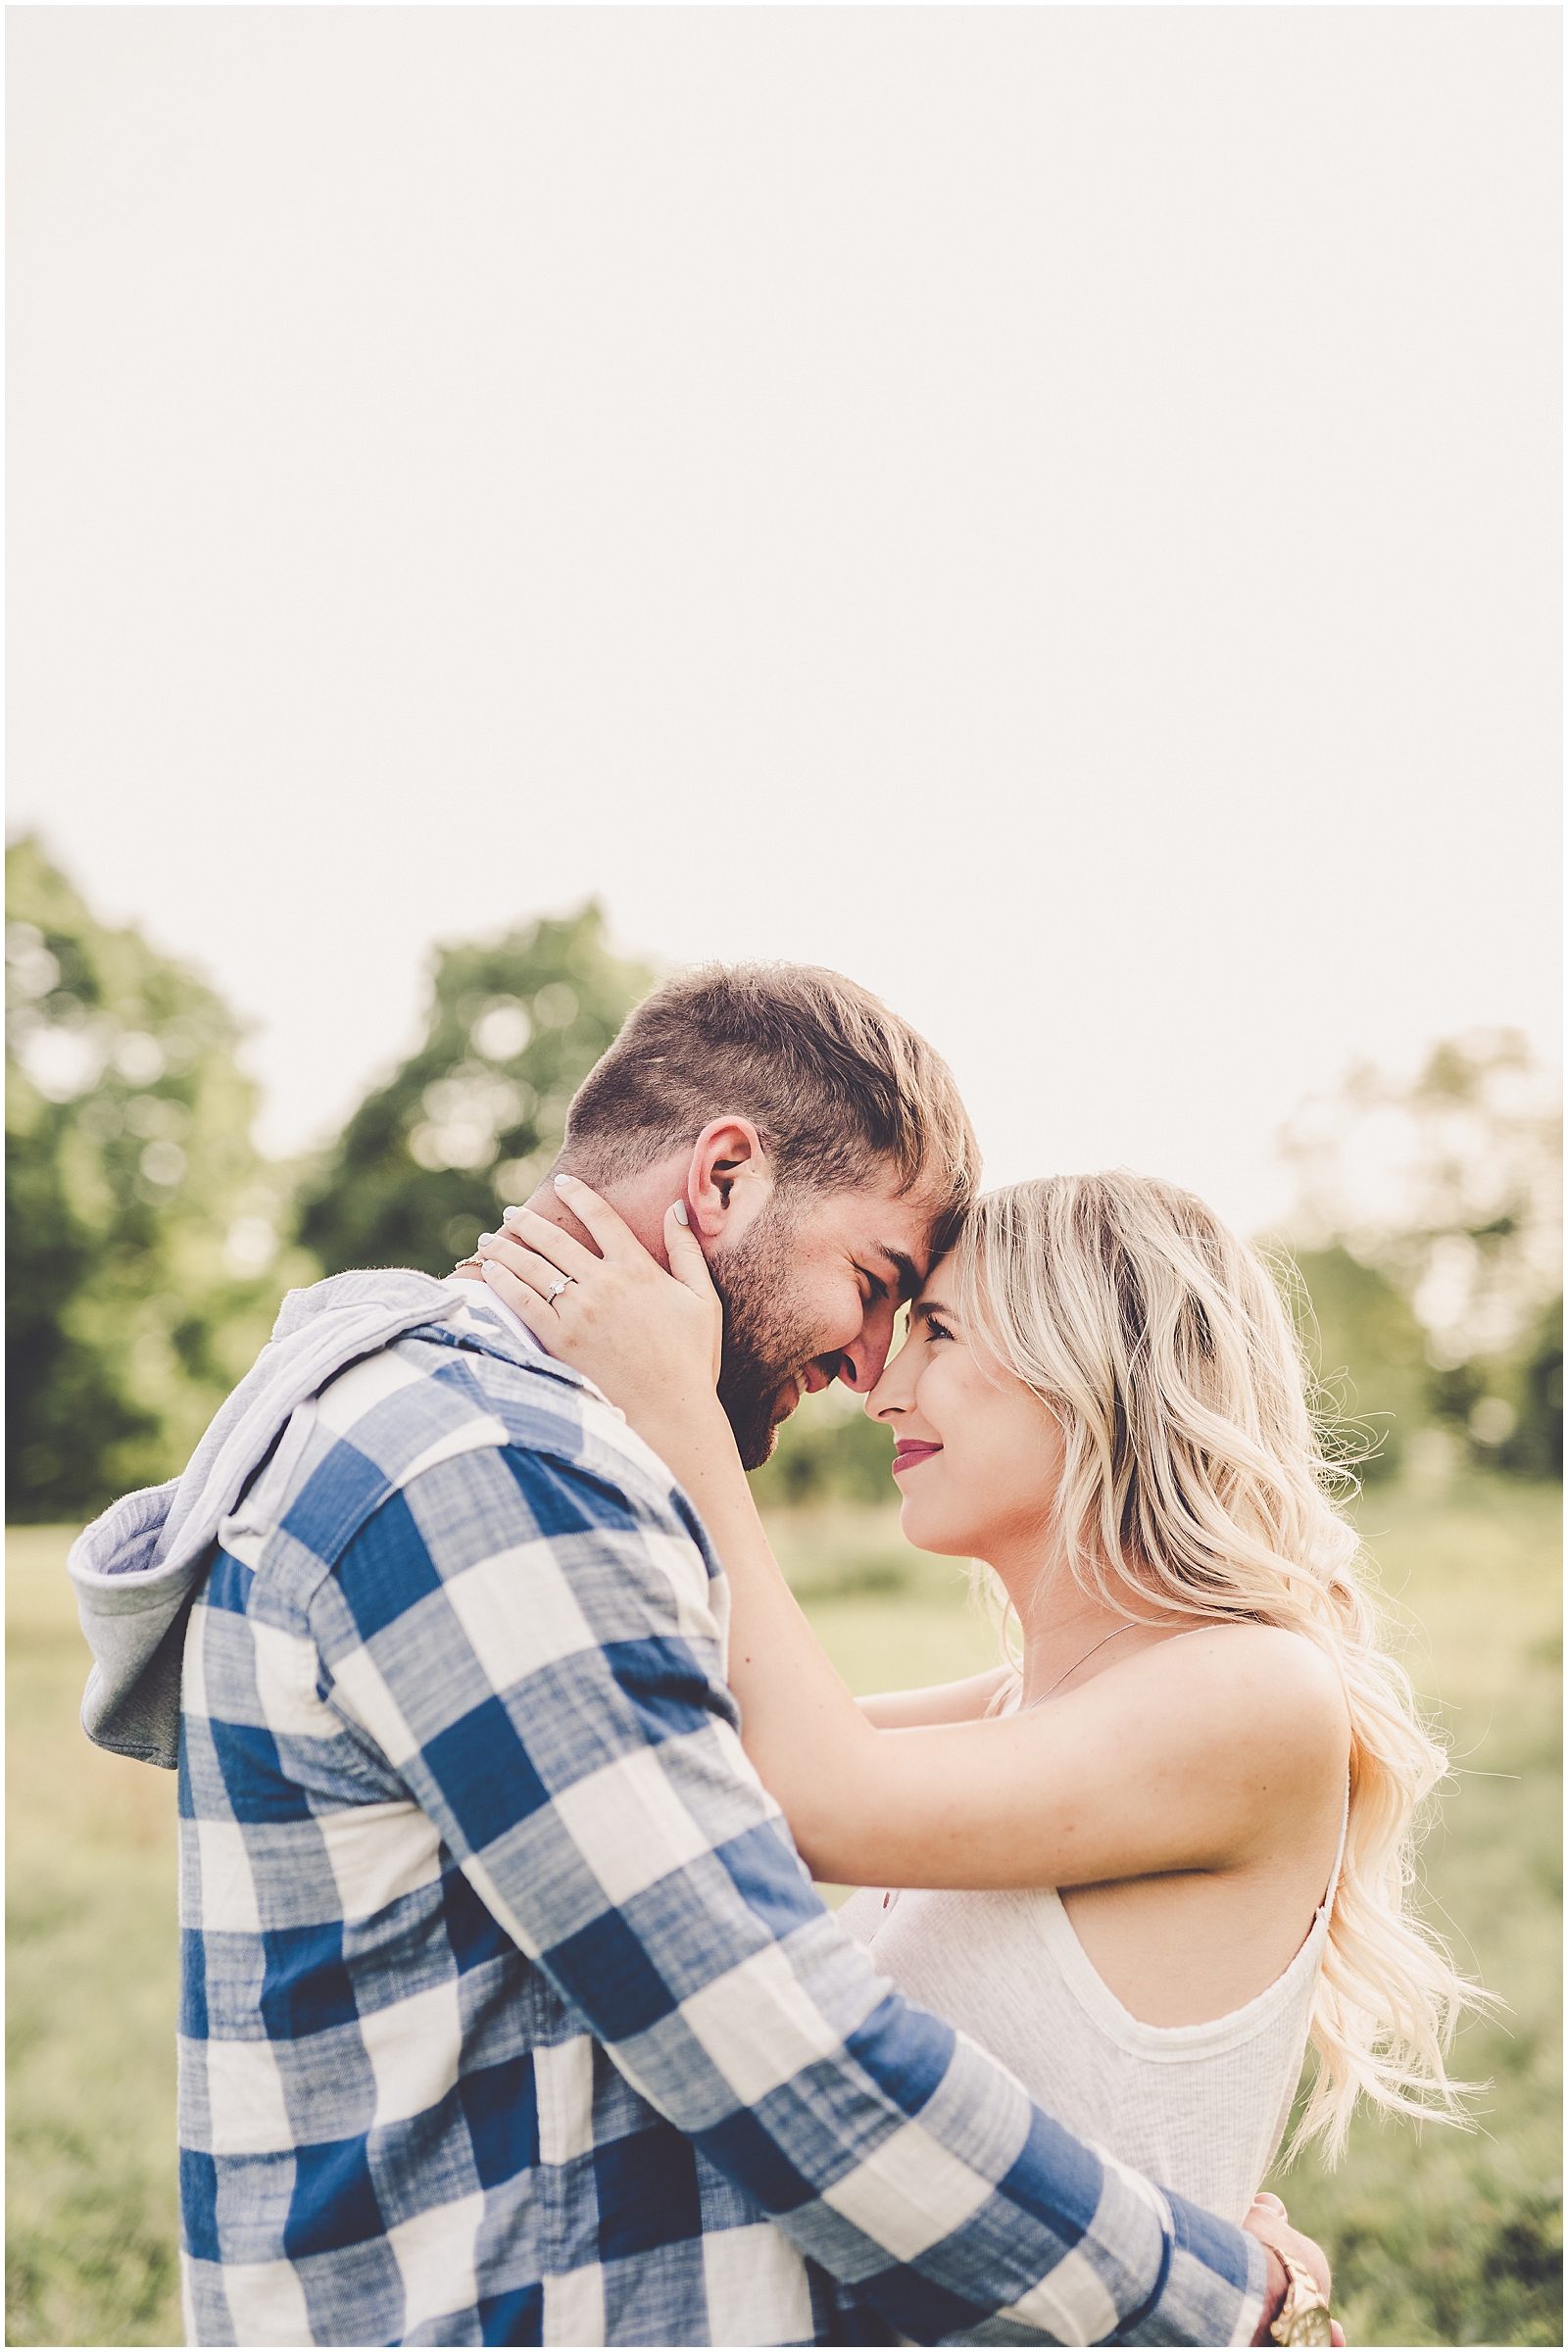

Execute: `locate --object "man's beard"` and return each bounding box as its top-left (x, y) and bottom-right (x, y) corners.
top-left (710, 1202), bottom-right (825, 1472)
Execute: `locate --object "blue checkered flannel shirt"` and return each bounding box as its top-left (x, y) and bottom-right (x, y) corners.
top-left (177, 1281), bottom-right (1268, 2346)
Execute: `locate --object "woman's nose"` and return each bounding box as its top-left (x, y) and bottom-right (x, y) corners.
top-left (864, 1350), bottom-right (909, 1422)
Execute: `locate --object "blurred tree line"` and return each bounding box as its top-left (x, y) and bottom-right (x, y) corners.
top-left (294, 910), bottom-right (657, 1276)
top-left (6, 840), bottom-right (1561, 1521)
top-left (7, 841), bottom-right (313, 1520)
top-left (7, 840), bottom-right (653, 1520)
top-left (1277, 1030), bottom-right (1562, 1482)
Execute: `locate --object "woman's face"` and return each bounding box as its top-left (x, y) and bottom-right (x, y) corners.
top-left (865, 1254), bottom-right (1064, 1565)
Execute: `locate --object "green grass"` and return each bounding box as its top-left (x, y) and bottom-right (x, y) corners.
top-left (7, 1526), bottom-right (183, 2349)
top-left (1256, 1479), bottom-right (1563, 2347)
top-left (7, 1480), bottom-right (1560, 2346)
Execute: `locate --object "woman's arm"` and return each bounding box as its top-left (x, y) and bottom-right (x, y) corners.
top-left (474, 1187), bottom-right (1349, 1892)
top-left (619, 1376), bottom-right (1348, 1890)
top-left (858, 1667), bottom-right (1015, 1728)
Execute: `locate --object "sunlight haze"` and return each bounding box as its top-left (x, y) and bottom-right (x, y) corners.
top-left (8, 7), bottom-right (1559, 1237)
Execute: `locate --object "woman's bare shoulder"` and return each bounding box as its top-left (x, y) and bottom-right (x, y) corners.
top-left (1128, 1623), bottom-right (1350, 1766)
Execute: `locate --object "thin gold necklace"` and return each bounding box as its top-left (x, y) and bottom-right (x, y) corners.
top-left (1028, 1621), bottom-right (1141, 1708)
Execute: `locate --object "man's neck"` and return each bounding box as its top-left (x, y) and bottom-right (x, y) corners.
top-left (505, 1159), bottom-right (684, 1268)
top-left (449, 1152), bottom-right (691, 1293)
top-left (513, 1179), bottom-right (609, 1258)
top-left (448, 1182), bottom-right (611, 1289)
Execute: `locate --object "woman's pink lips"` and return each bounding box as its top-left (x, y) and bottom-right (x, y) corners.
top-left (891, 1442), bottom-right (943, 1478)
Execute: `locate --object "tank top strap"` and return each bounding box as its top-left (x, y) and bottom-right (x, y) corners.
top-left (1322, 1778), bottom-right (1350, 1913)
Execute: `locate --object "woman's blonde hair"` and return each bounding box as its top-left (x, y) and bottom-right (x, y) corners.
top-left (952, 1170), bottom-right (1494, 2161)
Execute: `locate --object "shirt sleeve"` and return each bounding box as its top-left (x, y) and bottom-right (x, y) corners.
top-left (311, 1437), bottom-right (1268, 2349)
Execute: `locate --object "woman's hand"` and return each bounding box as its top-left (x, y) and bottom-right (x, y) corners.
top-left (473, 1177), bottom-right (726, 1449)
top-left (1244, 2195), bottom-right (1344, 2345)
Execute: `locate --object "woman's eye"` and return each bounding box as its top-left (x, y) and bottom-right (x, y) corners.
top-left (924, 1317), bottom-right (954, 1345)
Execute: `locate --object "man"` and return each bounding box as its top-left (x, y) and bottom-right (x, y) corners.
top-left (73, 964), bottom-right (1332, 2347)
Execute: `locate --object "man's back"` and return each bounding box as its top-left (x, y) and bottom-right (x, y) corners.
top-left (177, 1293), bottom-right (833, 2344)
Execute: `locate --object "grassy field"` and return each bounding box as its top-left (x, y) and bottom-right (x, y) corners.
top-left (7, 1477), bottom-right (1560, 2347)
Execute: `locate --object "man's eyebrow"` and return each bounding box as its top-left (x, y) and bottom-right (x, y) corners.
top-left (864, 1250), bottom-right (926, 1307)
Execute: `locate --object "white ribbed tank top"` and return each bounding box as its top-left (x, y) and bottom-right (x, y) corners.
top-left (839, 1804), bottom-right (1346, 2226)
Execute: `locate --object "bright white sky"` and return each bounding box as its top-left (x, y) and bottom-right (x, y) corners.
top-left (8, 7), bottom-right (1560, 1238)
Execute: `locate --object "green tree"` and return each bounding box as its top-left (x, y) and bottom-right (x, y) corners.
top-left (297, 906), bottom-right (657, 1277)
top-left (1426, 1295), bottom-right (1564, 1481)
top-left (6, 840), bottom-right (313, 1521)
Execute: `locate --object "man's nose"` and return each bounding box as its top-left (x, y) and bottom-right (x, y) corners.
top-left (832, 1298), bottom-right (897, 1394)
top-left (864, 1314), bottom-right (919, 1419)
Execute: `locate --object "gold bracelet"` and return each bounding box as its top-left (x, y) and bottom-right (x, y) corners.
top-left (1269, 2251), bottom-right (1333, 2346)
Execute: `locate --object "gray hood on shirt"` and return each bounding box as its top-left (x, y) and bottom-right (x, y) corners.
top-left (68, 1269), bottom-right (478, 1772)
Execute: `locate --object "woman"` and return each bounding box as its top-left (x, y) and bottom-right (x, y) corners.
top-left (470, 1167), bottom-right (1487, 2227)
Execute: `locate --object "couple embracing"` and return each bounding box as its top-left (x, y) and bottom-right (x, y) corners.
top-left (73, 963), bottom-right (1476, 2347)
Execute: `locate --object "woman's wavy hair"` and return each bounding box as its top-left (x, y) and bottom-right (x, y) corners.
top-left (952, 1170), bottom-right (1496, 2161)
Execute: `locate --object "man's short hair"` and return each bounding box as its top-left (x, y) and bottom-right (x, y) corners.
top-left (564, 961), bottom-right (979, 1220)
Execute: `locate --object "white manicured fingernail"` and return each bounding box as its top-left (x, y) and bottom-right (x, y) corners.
top-left (553, 1173), bottom-right (573, 1191)
top-left (477, 1232), bottom-right (495, 1244)
top-left (673, 1200), bottom-right (689, 1227)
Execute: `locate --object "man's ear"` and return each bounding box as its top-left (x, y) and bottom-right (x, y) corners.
top-left (684, 1118), bottom-right (773, 1245)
